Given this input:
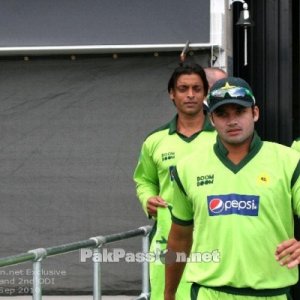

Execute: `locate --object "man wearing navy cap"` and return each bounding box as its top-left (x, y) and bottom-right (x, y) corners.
top-left (165, 77), bottom-right (300, 300)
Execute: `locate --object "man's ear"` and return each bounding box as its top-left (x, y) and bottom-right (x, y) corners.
top-left (253, 106), bottom-right (259, 122)
top-left (169, 89), bottom-right (174, 101)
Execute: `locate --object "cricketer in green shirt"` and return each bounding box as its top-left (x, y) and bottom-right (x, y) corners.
top-left (171, 132), bottom-right (300, 298)
top-left (133, 115), bottom-right (216, 300)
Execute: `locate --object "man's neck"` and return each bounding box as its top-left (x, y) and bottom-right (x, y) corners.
top-left (176, 112), bottom-right (206, 137)
top-left (224, 139), bottom-right (252, 165)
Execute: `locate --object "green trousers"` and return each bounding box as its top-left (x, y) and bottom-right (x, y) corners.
top-left (149, 207), bottom-right (191, 300)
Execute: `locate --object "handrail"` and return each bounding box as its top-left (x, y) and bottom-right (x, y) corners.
top-left (0, 252), bottom-right (36, 268)
top-left (0, 43), bottom-right (219, 56)
top-left (0, 225), bottom-right (152, 300)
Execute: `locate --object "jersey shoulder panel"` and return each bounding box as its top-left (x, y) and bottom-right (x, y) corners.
top-left (140, 122), bottom-right (171, 154)
top-left (262, 142), bottom-right (300, 184)
top-left (146, 121), bottom-right (171, 139)
top-left (264, 141), bottom-right (300, 161)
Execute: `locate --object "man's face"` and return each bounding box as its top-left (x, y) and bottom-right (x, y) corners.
top-left (169, 73), bottom-right (206, 116)
top-left (210, 104), bottom-right (259, 146)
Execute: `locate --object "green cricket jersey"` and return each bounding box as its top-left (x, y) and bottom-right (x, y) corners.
top-left (133, 115), bottom-right (216, 215)
top-left (134, 114), bottom-right (216, 300)
top-left (172, 133), bottom-right (300, 290)
top-left (291, 138), bottom-right (300, 152)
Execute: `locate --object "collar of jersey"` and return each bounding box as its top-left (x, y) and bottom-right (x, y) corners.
top-left (169, 114), bottom-right (215, 142)
top-left (214, 131), bottom-right (263, 173)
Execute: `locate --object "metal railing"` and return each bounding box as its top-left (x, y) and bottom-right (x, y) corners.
top-left (0, 43), bottom-right (218, 56)
top-left (0, 225), bottom-right (152, 300)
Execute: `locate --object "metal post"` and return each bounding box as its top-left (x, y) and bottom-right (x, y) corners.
top-left (136, 227), bottom-right (151, 300)
top-left (28, 248), bottom-right (47, 300)
top-left (89, 236), bottom-right (106, 300)
top-left (93, 247), bottom-right (101, 300)
top-left (32, 260), bottom-right (42, 300)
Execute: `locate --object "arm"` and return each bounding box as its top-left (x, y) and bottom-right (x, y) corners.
top-left (164, 223), bottom-right (193, 300)
top-left (165, 166), bottom-right (194, 299)
top-left (133, 142), bottom-right (167, 217)
top-left (276, 159), bottom-right (300, 268)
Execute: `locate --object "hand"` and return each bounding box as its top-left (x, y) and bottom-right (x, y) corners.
top-left (275, 238), bottom-right (300, 268)
top-left (147, 196), bottom-right (168, 217)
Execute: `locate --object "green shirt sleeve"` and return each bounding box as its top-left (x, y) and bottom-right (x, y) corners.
top-left (291, 140), bottom-right (300, 153)
top-left (133, 141), bottom-right (159, 216)
top-left (292, 160), bottom-right (300, 216)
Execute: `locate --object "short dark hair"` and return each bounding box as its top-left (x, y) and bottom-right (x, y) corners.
top-left (167, 63), bottom-right (209, 96)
